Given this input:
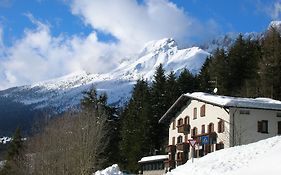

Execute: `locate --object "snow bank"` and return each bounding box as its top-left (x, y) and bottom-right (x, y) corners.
top-left (168, 136), bottom-right (281, 175)
top-left (94, 164), bottom-right (123, 175)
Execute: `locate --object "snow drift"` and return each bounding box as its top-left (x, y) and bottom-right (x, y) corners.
top-left (168, 136), bottom-right (281, 175)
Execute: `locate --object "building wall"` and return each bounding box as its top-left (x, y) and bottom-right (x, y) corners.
top-left (142, 170), bottom-right (166, 175)
top-left (230, 108), bottom-right (281, 146)
top-left (168, 99), bottom-right (231, 164)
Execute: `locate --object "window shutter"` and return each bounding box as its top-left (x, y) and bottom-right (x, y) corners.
top-left (257, 121), bottom-right (261, 132)
top-left (200, 105), bottom-right (206, 117)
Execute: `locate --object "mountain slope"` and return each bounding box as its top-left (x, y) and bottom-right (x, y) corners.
top-left (0, 38), bottom-right (210, 112)
top-left (168, 136), bottom-right (281, 175)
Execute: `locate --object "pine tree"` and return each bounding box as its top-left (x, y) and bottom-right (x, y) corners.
top-left (119, 79), bottom-right (153, 173)
top-left (177, 68), bottom-right (197, 94)
top-left (209, 48), bottom-right (230, 95)
top-left (165, 71), bottom-right (180, 107)
top-left (227, 34), bottom-right (261, 96)
top-left (198, 56), bottom-right (212, 92)
top-left (260, 27), bottom-right (281, 99)
top-left (150, 64), bottom-right (168, 152)
top-left (0, 128), bottom-right (24, 175)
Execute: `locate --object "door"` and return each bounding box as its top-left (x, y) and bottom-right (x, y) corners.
top-left (278, 121), bottom-right (281, 135)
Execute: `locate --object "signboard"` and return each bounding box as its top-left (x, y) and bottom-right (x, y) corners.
top-left (188, 139), bottom-right (197, 147)
top-left (201, 136), bottom-right (209, 145)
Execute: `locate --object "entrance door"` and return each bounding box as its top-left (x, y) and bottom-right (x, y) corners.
top-left (277, 121), bottom-right (281, 135)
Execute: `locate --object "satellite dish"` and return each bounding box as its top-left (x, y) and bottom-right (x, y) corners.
top-left (213, 88), bottom-right (218, 94)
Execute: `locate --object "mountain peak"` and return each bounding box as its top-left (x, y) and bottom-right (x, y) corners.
top-left (268, 21), bottom-right (281, 32)
top-left (140, 38), bottom-right (177, 55)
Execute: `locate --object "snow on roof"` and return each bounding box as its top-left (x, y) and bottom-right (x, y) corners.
top-left (138, 155), bottom-right (168, 163)
top-left (185, 92), bottom-right (281, 110)
top-left (159, 92), bottom-right (281, 123)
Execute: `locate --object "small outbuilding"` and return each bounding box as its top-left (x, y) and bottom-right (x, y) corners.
top-left (138, 155), bottom-right (168, 175)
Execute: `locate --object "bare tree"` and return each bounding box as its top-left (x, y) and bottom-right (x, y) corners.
top-left (22, 107), bottom-right (109, 175)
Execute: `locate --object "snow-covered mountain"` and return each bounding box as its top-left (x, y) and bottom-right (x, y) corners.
top-left (0, 38), bottom-right (210, 112)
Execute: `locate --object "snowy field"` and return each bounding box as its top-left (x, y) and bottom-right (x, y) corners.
top-left (96, 136), bottom-right (281, 175)
top-left (168, 136), bottom-right (281, 175)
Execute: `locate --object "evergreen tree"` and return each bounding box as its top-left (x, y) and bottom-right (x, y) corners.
top-left (227, 34), bottom-right (261, 96)
top-left (165, 71), bottom-right (180, 107)
top-left (0, 128), bottom-right (24, 175)
top-left (150, 64), bottom-right (168, 152)
top-left (119, 79), bottom-right (153, 173)
top-left (198, 56), bottom-right (212, 92)
top-left (209, 48), bottom-right (230, 95)
top-left (260, 27), bottom-right (281, 99)
top-left (177, 68), bottom-right (197, 94)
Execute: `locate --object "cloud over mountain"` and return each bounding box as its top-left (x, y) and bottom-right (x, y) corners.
top-left (0, 0), bottom-right (217, 90)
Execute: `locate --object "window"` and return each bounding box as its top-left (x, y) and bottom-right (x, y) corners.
top-left (208, 123), bottom-right (214, 133)
top-left (277, 113), bottom-right (281, 117)
top-left (201, 125), bottom-right (205, 134)
top-left (218, 120), bottom-right (225, 133)
top-left (184, 116), bottom-right (190, 124)
top-left (200, 104), bottom-right (206, 117)
top-left (192, 127), bottom-right (198, 137)
top-left (172, 137), bottom-right (175, 145)
top-left (258, 120), bottom-right (268, 133)
top-left (240, 110), bottom-right (250, 115)
top-left (178, 118), bottom-right (183, 126)
top-left (177, 136), bottom-right (183, 144)
top-left (193, 108), bottom-right (197, 119)
top-left (172, 120), bottom-right (176, 130)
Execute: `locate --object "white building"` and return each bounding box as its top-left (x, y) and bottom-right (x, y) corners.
top-left (138, 155), bottom-right (168, 175)
top-left (159, 92), bottom-right (281, 170)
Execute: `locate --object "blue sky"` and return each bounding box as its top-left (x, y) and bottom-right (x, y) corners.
top-left (0, 0), bottom-right (280, 89)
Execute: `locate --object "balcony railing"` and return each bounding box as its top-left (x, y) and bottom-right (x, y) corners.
top-left (177, 124), bottom-right (190, 134)
top-left (176, 142), bottom-right (189, 151)
top-left (176, 152), bottom-right (187, 165)
top-left (165, 145), bottom-right (176, 153)
top-left (164, 160), bottom-right (175, 168)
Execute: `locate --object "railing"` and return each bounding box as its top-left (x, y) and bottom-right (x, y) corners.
top-left (176, 142), bottom-right (189, 151)
top-left (177, 124), bottom-right (190, 134)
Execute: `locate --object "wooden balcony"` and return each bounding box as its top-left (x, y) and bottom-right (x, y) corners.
top-left (164, 159), bottom-right (175, 168)
top-left (166, 145), bottom-right (176, 153)
top-left (177, 124), bottom-right (190, 134)
top-left (176, 152), bottom-right (187, 165)
top-left (176, 142), bottom-right (189, 151)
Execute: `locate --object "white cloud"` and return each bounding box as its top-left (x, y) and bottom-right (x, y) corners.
top-left (256, 0), bottom-right (281, 20)
top-left (0, 15), bottom-right (121, 90)
top-left (0, 0), bottom-right (219, 90)
top-left (70, 0), bottom-right (207, 50)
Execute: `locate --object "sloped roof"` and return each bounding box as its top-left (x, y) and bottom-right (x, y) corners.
top-left (138, 155), bottom-right (168, 163)
top-left (159, 92), bottom-right (281, 123)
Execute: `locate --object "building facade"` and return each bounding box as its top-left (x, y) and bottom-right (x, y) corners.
top-left (159, 92), bottom-right (281, 170)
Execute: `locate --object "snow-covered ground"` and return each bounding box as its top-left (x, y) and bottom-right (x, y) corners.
top-left (168, 136), bottom-right (281, 175)
top-left (95, 164), bottom-right (123, 175)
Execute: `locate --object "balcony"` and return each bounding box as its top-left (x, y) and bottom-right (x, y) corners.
top-left (166, 145), bottom-right (176, 153)
top-left (176, 152), bottom-right (187, 165)
top-left (176, 142), bottom-right (189, 151)
top-left (177, 124), bottom-right (190, 134)
top-left (164, 160), bottom-right (175, 168)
